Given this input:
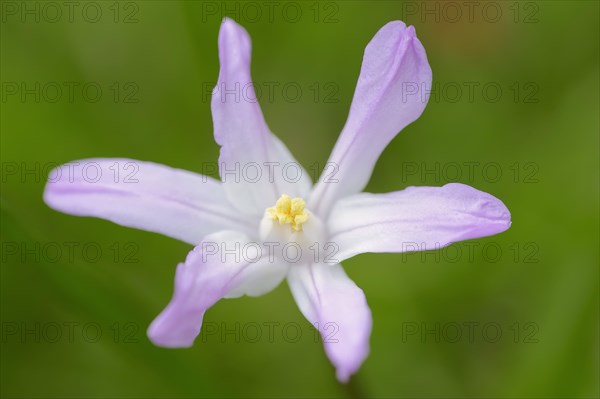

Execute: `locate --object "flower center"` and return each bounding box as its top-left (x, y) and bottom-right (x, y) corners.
top-left (260, 194), bottom-right (327, 264)
top-left (266, 194), bottom-right (308, 232)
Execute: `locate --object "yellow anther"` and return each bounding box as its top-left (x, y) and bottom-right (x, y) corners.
top-left (267, 194), bottom-right (309, 232)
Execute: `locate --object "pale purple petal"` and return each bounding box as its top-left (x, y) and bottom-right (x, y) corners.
top-left (148, 231), bottom-right (288, 347)
top-left (224, 256), bottom-right (289, 298)
top-left (328, 183), bottom-right (511, 262)
top-left (43, 158), bottom-right (255, 245)
top-left (212, 18), bottom-right (311, 216)
top-left (287, 263), bottom-right (372, 383)
top-left (310, 21), bottom-right (432, 216)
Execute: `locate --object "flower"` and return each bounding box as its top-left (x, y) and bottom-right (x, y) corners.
top-left (44, 18), bottom-right (511, 382)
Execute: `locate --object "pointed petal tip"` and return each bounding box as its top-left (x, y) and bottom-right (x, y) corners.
top-left (42, 180), bottom-right (58, 209)
top-left (444, 183), bottom-right (512, 235)
top-left (336, 370), bottom-right (351, 384)
top-left (146, 290), bottom-right (206, 349)
top-left (220, 16), bottom-right (238, 29)
top-left (330, 334), bottom-right (371, 384)
top-left (216, 15), bottom-right (251, 75)
top-left (146, 316), bottom-right (196, 348)
top-left (334, 361), bottom-right (363, 384)
top-left (219, 16), bottom-right (247, 40)
top-left (482, 193), bottom-right (512, 232)
top-left (376, 20), bottom-right (419, 40)
top-left (381, 20), bottom-right (407, 31)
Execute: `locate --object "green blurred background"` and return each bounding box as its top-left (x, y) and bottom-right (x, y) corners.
top-left (1, 1), bottom-right (598, 398)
